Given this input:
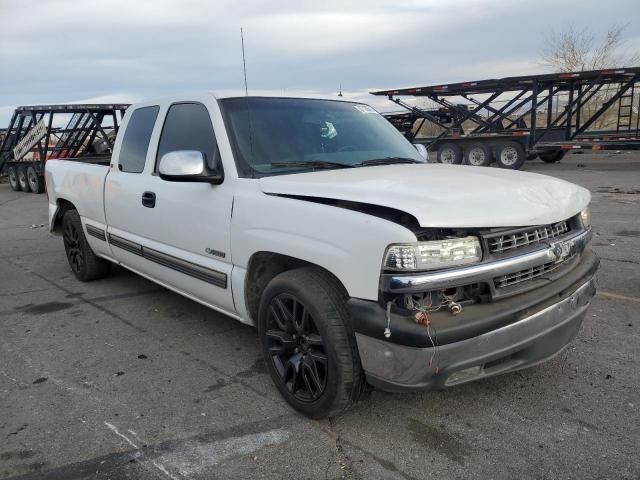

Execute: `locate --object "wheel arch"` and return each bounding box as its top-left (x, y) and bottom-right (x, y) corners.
top-left (243, 251), bottom-right (349, 325)
top-left (51, 198), bottom-right (77, 235)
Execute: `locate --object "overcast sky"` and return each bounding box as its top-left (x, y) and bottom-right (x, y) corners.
top-left (1, 0), bottom-right (638, 124)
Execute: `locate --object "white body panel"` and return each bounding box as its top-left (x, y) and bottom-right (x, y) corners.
top-left (259, 164), bottom-right (591, 228)
top-left (45, 161), bottom-right (109, 227)
top-left (45, 91), bottom-right (591, 328)
top-left (44, 161), bottom-right (113, 257)
top-left (104, 94), bottom-right (236, 313)
top-left (230, 180), bottom-right (417, 303)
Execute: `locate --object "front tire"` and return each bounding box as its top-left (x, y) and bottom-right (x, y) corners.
top-left (62, 210), bottom-right (111, 281)
top-left (8, 166), bottom-right (21, 191)
top-left (258, 267), bottom-right (366, 419)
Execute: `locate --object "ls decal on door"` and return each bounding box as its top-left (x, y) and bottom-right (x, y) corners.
top-left (205, 248), bottom-right (226, 258)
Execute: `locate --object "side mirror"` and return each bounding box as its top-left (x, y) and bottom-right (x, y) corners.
top-left (158, 150), bottom-right (223, 184)
top-left (414, 143), bottom-right (429, 161)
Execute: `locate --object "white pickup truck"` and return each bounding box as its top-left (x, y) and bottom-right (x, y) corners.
top-left (46, 93), bottom-right (599, 418)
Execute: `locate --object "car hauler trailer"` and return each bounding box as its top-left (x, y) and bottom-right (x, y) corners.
top-left (373, 67), bottom-right (640, 169)
top-left (0, 103), bottom-right (129, 193)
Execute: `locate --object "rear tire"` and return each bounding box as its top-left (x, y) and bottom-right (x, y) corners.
top-left (62, 210), bottom-right (111, 281)
top-left (27, 166), bottom-right (44, 193)
top-left (496, 141), bottom-right (526, 169)
top-left (8, 166), bottom-right (21, 191)
top-left (437, 143), bottom-right (463, 164)
top-left (464, 143), bottom-right (493, 167)
top-left (17, 166), bottom-right (29, 191)
top-left (258, 267), bottom-right (366, 419)
top-left (539, 150), bottom-right (566, 163)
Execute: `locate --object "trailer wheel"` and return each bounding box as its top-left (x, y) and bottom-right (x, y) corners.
top-left (258, 267), bottom-right (366, 419)
top-left (437, 143), bottom-right (463, 164)
top-left (496, 142), bottom-right (526, 169)
top-left (464, 143), bottom-right (493, 167)
top-left (8, 166), bottom-right (21, 191)
top-left (62, 210), bottom-right (111, 281)
top-left (539, 150), bottom-right (566, 163)
top-left (17, 166), bottom-right (29, 191)
top-left (26, 166), bottom-right (44, 193)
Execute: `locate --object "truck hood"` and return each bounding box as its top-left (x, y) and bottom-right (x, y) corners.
top-left (259, 164), bottom-right (591, 228)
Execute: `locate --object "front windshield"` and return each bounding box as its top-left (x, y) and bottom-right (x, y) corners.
top-left (219, 97), bottom-right (425, 177)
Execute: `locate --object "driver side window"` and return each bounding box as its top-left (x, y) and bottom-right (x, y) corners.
top-left (156, 103), bottom-right (221, 171)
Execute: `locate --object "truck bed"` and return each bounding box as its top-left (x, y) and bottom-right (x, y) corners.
top-left (45, 158), bottom-right (111, 231)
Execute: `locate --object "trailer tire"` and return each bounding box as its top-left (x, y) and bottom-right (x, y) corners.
top-left (26, 166), bottom-right (44, 193)
top-left (539, 150), bottom-right (566, 163)
top-left (496, 142), bottom-right (526, 169)
top-left (258, 266), bottom-right (366, 419)
top-left (437, 143), bottom-right (463, 164)
top-left (62, 210), bottom-right (111, 281)
top-left (464, 143), bottom-right (493, 167)
top-left (8, 166), bottom-right (21, 191)
top-left (17, 166), bottom-right (29, 191)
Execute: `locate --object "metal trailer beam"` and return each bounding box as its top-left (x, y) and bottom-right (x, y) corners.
top-left (547, 83), bottom-right (597, 128)
top-left (575, 78), bottom-right (636, 135)
top-left (529, 82), bottom-right (538, 150)
top-left (426, 93), bottom-right (499, 132)
top-left (374, 67), bottom-right (640, 155)
top-left (502, 87), bottom-right (561, 130)
top-left (466, 90), bottom-right (526, 132)
top-left (389, 98), bottom-right (451, 133)
top-left (0, 104), bottom-right (130, 174)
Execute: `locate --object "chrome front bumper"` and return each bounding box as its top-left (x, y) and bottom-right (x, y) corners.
top-left (356, 276), bottom-right (597, 392)
top-left (381, 228), bottom-right (592, 293)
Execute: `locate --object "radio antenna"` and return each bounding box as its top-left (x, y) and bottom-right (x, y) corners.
top-left (240, 27), bottom-right (254, 170)
top-left (241, 27), bottom-right (249, 96)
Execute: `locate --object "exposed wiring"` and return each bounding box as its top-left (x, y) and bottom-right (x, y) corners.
top-left (384, 301), bottom-right (392, 338)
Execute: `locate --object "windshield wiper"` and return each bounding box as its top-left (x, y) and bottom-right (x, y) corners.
top-left (358, 157), bottom-right (423, 166)
top-left (271, 160), bottom-right (355, 170)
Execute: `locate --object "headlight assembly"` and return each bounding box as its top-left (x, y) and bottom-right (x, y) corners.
top-left (580, 208), bottom-right (591, 228)
top-left (384, 236), bottom-right (482, 272)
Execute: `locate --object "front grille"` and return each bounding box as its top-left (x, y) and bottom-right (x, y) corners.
top-left (494, 255), bottom-right (575, 289)
top-left (486, 221), bottom-right (570, 255)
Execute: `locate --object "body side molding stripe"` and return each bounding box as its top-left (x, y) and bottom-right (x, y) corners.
top-left (107, 233), bottom-right (227, 288)
top-left (86, 224), bottom-right (106, 241)
top-left (108, 233), bottom-right (142, 256)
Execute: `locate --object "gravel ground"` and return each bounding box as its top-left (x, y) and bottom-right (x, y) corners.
top-left (0, 151), bottom-right (638, 480)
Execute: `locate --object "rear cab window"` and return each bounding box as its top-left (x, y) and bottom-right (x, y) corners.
top-left (118, 106), bottom-right (160, 173)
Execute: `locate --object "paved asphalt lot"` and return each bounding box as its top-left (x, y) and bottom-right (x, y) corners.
top-left (1, 152), bottom-right (639, 480)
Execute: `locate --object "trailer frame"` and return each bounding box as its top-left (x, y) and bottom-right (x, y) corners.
top-left (374, 68), bottom-right (640, 168)
top-left (0, 104), bottom-right (130, 193)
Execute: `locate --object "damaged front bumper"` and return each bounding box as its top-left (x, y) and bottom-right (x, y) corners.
top-left (348, 250), bottom-right (599, 392)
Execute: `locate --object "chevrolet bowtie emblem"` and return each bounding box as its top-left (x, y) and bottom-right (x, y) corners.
top-left (551, 239), bottom-right (573, 263)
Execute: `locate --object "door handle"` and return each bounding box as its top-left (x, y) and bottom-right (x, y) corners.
top-left (142, 191), bottom-right (156, 208)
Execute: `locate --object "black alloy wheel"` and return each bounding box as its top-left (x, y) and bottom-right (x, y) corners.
top-left (258, 267), bottom-right (367, 418)
top-left (61, 210), bottom-right (111, 281)
top-left (265, 293), bottom-right (328, 402)
top-left (63, 220), bottom-right (83, 274)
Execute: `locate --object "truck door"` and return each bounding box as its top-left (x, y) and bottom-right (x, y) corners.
top-left (105, 101), bottom-right (236, 315)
